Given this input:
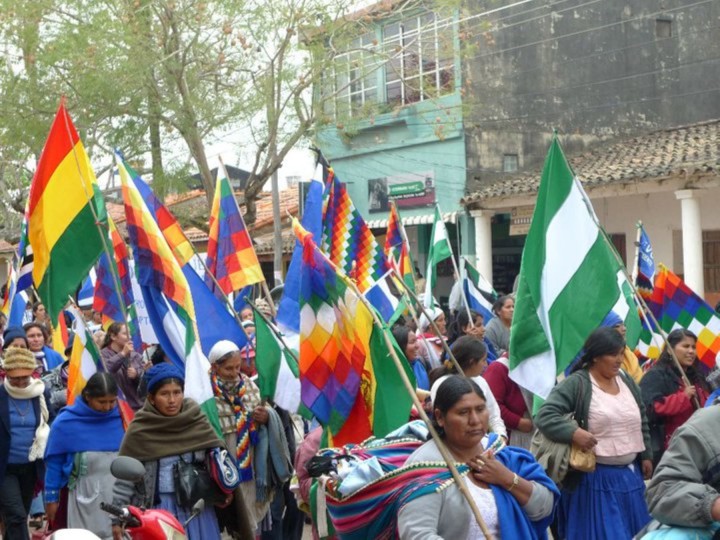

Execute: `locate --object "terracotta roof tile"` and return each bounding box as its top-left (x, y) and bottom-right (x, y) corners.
top-left (463, 119), bottom-right (720, 205)
top-left (0, 240), bottom-right (15, 254)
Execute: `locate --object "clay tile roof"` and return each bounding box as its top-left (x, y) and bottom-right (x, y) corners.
top-left (0, 240), bottom-right (15, 254)
top-left (249, 186), bottom-right (299, 231)
top-left (184, 227), bottom-right (209, 242)
top-left (106, 202), bottom-right (126, 224)
top-left (164, 189), bottom-right (206, 206)
top-left (462, 119), bottom-right (720, 206)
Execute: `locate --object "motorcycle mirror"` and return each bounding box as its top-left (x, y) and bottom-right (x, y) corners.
top-left (192, 499), bottom-right (205, 515)
top-left (110, 456), bottom-right (147, 483)
top-left (183, 499), bottom-right (206, 528)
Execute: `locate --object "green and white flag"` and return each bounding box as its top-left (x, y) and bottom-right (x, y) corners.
top-left (254, 308), bottom-right (301, 412)
top-left (423, 207), bottom-right (452, 308)
top-left (509, 137), bottom-right (628, 398)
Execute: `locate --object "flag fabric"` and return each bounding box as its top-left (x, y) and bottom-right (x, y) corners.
top-left (297, 220), bottom-right (413, 445)
top-left (364, 270), bottom-right (402, 324)
top-left (276, 162), bottom-right (325, 335)
top-left (27, 103), bottom-right (107, 324)
top-left (125, 160), bottom-right (194, 266)
top-left (462, 258), bottom-right (496, 324)
top-left (384, 201), bottom-right (415, 290)
top-left (509, 137), bottom-right (628, 399)
top-left (66, 306), bottom-right (102, 406)
top-left (16, 202), bottom-right (34, 294)
top-left (120, 154), bottom-right (219, 431)
top-left (140, 284), bottom-right (220, 433)
top-left (205, 162), bottom-right (263, 297)
top-left (635, 224), bottom-right (655, 299)
top-left (93, 217), bottom-right (143, 350)
top-left (637, 265), bottom-right (720, 369)
top-left (253, 308), bottom-right (301, 412)
top-left (184, 263), bottom-right (247, 356)
top-left (118, 155), bottom-right (195, 321)
top-left (3, 262), bottom-right (29, 328)
top-left (321, 165), bottom-right (387, 293)
top-left (51, 313), bottom-right (69, 355)
top-left (423, 207), bottom-right (452, 308)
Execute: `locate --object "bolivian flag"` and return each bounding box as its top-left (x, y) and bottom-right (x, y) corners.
top-left (28, 103), bottom-right (107, 324)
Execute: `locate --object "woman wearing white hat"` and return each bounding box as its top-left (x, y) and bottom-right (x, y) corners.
top-left (208, 340), bottom-right (269, 537)
top-left (417, 307), bottom-right (448, 372)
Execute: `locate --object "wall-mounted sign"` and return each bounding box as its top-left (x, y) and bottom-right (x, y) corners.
top-left (368, 170), bottom-right (436, 213)
top-left (509, 205), bottom-right (534, 236)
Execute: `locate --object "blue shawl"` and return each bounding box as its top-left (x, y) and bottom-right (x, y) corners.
top-left (490, 434), bottom-right (560, 539)
top-left (45, 397), bottom-right (124, 457)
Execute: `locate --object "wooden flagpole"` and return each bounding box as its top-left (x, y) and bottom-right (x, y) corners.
top-left (389, 267), bottom-right (465, 377)
top-left (596, 228), bottom-right (700, 408)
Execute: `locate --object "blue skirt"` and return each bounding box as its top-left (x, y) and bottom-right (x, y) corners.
top-left (558, 462), bottom-right (651, 540)
top-left (157, 493), bottom-right (221, 539)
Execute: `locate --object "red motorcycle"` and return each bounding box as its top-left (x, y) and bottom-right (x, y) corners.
top-left (108, 456), bottom-right (205, 540)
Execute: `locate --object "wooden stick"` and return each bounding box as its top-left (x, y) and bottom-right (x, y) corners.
top-left (597, 230), bottom-right (700, 408)
top-left (259, 280), bottom-right (278, 318)
top-left (389, 267), bottom-right (465, 376)
top-left (315, 249), bottom-right (492, 538)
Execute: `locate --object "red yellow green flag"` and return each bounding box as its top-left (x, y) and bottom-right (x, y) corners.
top-left (27, 103), bottom-right (107, 324)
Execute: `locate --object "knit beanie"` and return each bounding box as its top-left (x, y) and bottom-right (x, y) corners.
top-left (2, 346), bottom-right (37, 373)
top-left (3, 326), bottom-right (28, 350)
top-left (145, 363), bottom-right (185, 394)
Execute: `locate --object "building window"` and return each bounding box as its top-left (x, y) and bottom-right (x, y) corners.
top-left (609, 233), bottom-right (627, 266)
top-left (656, 18), bottom-right (672, 38)
top-left (322, 33), bottom-right (380, 119)
top-left (383, 13), bottom-right (455, 106)
top-left (503, 154), bottom-right (519, 173)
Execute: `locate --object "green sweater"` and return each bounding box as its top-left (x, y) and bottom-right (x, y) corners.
top-left (535, 369), bottom-right (652, 462)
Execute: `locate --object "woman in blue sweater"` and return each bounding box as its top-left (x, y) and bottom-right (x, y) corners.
top-left (44, 372), bottom-right (123, 537)
top-left (0, 347), bottom-right (53, 540)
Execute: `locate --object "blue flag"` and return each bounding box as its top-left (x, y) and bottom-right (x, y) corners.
top-left (276, 163), bottom-right (325, 335)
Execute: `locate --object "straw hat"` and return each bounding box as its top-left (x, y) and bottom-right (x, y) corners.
top-left (2, 346), bottom-right (37, 375)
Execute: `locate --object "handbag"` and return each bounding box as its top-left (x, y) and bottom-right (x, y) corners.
top-left (173, 453), bottom-right (225, 508)
top-left (530, 413), bottom-right (573, 484)
top-left (569, 443), bottom-right (596, 473)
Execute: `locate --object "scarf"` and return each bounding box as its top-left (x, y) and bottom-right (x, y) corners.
top-left (210, 372), bottom-right (257, 481)
top-left (254, 406), bottom-right (292, 503)
top-left (119, 398), bottom-right (223, 461)
top-left (45, 397), bottom-right (124, 457)
top-left (3, 378), bottom-right (49, 461)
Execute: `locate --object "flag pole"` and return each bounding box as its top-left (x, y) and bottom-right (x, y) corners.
top-left (307, 241), bottom-right (492, 539)
top-left (390, 267), bottom-right (465, 376)
top-left (596, 232), bottom-right (700, 408)
top-left (246, 298), bottom-right (298, 367)
top-left (66, 296), bottom-right (133, 427)
top-left (436, 205), bottom-right (474, 327)
top-left (631, 222), bottom-right (642, 284)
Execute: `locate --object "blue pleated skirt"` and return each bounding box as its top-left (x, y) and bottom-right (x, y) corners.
top-left (157, 493), bottom-right (222, 539)
top-left (558, 461), bottom-right (652, 540)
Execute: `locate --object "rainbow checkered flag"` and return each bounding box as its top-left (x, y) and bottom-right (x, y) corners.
top-left (205, 162), bottom-right (264, 297)
top-left (637, 265), bottom-right (720, 369)
top-left (321, 163), bottom-right (387, 292)
top-left (296, 218), bottom-right (413, 446)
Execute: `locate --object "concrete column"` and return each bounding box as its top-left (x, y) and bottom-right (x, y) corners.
top-left (675, 189), bottom-right (704, 297)
top-left (469, 209), bottom-right (494, 286)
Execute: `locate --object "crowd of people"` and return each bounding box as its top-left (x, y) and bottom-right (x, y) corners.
top-left (1, 295), bottom-right (720, 540)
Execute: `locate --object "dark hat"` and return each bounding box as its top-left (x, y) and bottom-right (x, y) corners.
top-left (3, 326), bottom-right (27, 350)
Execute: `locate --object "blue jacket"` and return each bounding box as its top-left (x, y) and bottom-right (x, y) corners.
top-left (0, 385), bottom-right (55, 486)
